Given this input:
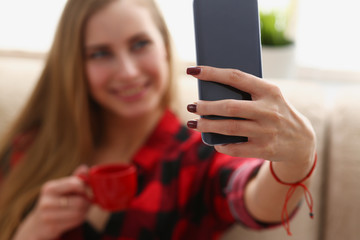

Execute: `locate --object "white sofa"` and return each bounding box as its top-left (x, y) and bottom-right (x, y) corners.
top-left (1, 55), bottom-right (360, 240)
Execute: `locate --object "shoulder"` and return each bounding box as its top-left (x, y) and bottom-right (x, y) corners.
top-left (9, 129), bottom-right (37, 167)
top-left (12, 129), bottom-right (37, 151)
top-left (0, 129), bottom-right (36, 182)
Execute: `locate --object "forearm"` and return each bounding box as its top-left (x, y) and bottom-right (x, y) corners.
top-left (244, 153), bottom-right (316, 223)
top-left (12, 214), bottom-right (48, 240)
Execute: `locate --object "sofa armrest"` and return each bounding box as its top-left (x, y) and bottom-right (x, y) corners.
top-left (323, 85), bottom-right (360, 240)
top-left (0, 56), bottom-right (43, 137)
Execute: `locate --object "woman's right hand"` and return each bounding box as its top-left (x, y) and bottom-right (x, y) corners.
top-left (12, 165), bottom-right (91, 240)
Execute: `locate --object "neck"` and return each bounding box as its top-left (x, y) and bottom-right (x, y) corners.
top-left (93, 107), bottom-right (165, 165)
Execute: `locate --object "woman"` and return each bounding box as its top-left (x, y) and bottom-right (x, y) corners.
top-left (0, 0), bottom-right (316, 239)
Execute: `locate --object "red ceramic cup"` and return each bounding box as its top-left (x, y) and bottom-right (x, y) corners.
top-left (78, 164), bottom-right (137, 211)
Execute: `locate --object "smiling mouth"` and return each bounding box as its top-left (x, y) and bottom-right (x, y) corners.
top-left (120, 86), bottom-right (144, 98)
top-left (112, 81), bottom-right (150, 101)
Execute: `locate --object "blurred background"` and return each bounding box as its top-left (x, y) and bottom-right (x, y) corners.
top-left (0, 0), bottom-right (359, 82)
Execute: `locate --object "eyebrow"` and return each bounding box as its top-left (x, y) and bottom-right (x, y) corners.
top-left (84, 32), bottom-right (151, 52)
top-left (129, 32), bottom-right (150, 43)
top-left (85, 42), bottom-right (109, 51)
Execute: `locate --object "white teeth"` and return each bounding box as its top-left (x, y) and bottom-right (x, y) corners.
top-left (120, 86), bottom-right (143, 97)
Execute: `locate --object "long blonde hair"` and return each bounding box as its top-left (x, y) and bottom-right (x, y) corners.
top-left (0, 0), bottom-right (175, 238)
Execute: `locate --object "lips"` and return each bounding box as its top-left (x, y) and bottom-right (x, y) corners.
top-left (110, 81), bottom-right (150, 102)
top-left (119, 86), bottom-right (144, 98)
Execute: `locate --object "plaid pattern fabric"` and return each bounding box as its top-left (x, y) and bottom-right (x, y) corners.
top-left (1, 110), bottom-right (266, 240)
top-left (0, 131), bottom-right (30, 184)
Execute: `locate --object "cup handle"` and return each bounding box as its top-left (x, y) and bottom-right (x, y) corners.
top-left (76, 173), bottom-right (96, 204)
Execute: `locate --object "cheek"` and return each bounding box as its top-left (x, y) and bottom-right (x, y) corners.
top-left (144, 48), bottom-right (169, 87)
top-left (86, 63), bottom-right (110, 90)
top-left (159, 52), bottom-right (170, 90)
top-left (85, 62), bottom-right (114, 104)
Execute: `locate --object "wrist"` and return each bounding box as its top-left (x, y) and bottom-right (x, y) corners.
top-left (269, 153), bottom-right (317, 236)
top-left (271, 151), bottom-right (317, 184)
top-left (12, 213), bottom-right (51, 240)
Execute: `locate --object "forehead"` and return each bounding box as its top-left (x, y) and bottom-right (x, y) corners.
top-left (85, 0), bottom-right (160, 45)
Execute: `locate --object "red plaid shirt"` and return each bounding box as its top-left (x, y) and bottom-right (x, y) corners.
top-left (1, 110), bottom-right (266, 240)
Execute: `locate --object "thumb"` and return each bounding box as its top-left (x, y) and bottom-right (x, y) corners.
top-left (72, 165), bottom-right (93, 199)
top-left (72, 164), bottom-right (89, 176)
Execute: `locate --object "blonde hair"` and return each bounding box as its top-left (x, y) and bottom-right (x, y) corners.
top-left (0, 0), bottom-right (176, 238)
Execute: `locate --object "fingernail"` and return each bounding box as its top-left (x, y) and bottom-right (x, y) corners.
top-left (187, 120), bottom-right (198, 129)
top-left (186, 67), bottom-right (201, 75)
top-left (187, 104), bottom-right (197, 113)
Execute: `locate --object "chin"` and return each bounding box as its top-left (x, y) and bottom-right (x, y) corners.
top-left (119, 103), bottom-right (162, 119)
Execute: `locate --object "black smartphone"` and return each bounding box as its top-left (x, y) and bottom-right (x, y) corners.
top-left (193, 0), bottom-right (263, 145)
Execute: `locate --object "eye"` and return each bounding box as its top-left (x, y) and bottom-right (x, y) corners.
top-left (88, 49), bottom-right (112, 59)
top-left (131, 39), bottom-right (151, 51)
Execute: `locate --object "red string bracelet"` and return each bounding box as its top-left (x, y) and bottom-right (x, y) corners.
top-left (269, 153), bottom-right (317, 236)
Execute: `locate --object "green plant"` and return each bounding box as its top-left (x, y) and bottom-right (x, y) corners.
top-left (260, 10), bottom-right (293, 46)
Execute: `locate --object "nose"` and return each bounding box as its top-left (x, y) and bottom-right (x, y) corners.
top-left (113, 53), bottom-right (139, 82)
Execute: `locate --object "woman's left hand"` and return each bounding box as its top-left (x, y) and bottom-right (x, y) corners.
top-left (186, 66), bottom-right (316, 165)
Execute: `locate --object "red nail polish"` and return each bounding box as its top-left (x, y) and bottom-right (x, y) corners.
top-left (186, 67), bottom-right (201, 75)
top-left (187, 120), bottom-right (198, 129)
top-left (187, 104), bottom-right (197, 113)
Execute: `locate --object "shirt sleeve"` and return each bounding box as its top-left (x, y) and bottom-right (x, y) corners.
top-left (225, 158), bottom-right (266, 229)
top-left (225, 158), bottom-right (302, 230)
top-left (205, 149), bottom-right (267, 228)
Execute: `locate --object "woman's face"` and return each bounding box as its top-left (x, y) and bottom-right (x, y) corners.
top-left (84, 0), bottom-right (169, 119)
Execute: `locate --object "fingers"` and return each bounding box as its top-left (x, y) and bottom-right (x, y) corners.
top-left (72, 164), bottom-right (89, 176)
top-left (187, 66), bottom-right (273, 98)
top-left (186, 65), bottom-right (316, 163)
top-left (41, 176), bottom-right (88, 197)
top-left (38, 178), bottom-right (90, 216)
top-left (213, 138), bottom-right (277, 160)
top-left (192, 118), bottom-right (260, 138)
top-left (37, 175), bottom-right (91, 218)
top-left (34, 195), bottom-right (89, 237)
top-left (39, 194), bottom-right (89, 211)
top-left (190, 99), bottom-right (262, 120)
top-left (214, 142), bottom-right (260, 159)
top-left (31, 177), bottom-right (91, 239)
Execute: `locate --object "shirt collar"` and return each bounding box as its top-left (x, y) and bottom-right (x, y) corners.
top-left (132, 109), bottom-right (181, 169)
